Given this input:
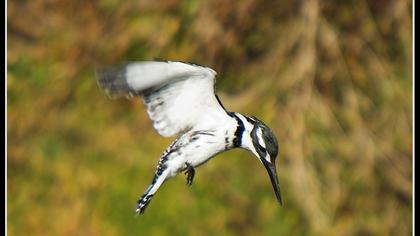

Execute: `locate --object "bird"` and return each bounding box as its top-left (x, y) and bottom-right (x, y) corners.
top-left (95, 60), bottom-right (282, 214)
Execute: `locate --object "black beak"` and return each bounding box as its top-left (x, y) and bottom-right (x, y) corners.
top-left (262, 159), bottom-right (283, 205)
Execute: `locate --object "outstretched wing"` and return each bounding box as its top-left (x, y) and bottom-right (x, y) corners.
top-left (96, 61), bottom-right (226, 137)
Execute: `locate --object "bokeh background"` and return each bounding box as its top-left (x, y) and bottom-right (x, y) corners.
top-left (7, 0), bottom-right (412, 235)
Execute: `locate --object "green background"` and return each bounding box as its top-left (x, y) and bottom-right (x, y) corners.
top-left (8, 0), bottom-right (412, 235)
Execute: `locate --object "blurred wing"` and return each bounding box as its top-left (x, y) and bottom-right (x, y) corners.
top-left (96, 61), bottom-right (225, 137)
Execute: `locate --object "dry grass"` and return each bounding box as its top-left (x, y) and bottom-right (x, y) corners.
top-left (8, 0), bottom-right (412, 235)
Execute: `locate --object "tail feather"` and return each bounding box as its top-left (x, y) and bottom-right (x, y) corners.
top-left (135, 167), bottom-right (169, 214)
top-left (95, 64), bottom-right (136, 98)
top-left (135, 193), bottom-right (154, 214)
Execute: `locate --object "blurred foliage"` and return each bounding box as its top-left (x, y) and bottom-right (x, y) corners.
top-left (7, 0), bottom-right (412, 235)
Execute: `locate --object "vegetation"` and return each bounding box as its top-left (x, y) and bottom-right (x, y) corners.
top-left (8, 0), bottom-right (412, 235)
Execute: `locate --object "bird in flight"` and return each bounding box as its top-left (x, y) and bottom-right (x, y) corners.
top-left (96, 60), bottom-right (282, 214)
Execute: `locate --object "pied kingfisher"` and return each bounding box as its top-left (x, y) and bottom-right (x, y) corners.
top-left (96, 60), bottom-right (282, 214)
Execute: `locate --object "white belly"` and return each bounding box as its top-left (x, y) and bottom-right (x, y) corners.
top-left (165, 141), bottom-right (224, 177)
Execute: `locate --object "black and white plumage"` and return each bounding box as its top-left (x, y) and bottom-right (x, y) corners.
top-left (96, 60), bottom-right (282, 214)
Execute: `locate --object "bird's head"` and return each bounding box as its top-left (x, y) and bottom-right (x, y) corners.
top-left (231, 113), bottom-right (283, 205)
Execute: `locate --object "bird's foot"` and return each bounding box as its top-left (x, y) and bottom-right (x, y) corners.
top-left (184, 163), bottom-right (195, 186)
top-left (135, 193), bottom-right (154, 215)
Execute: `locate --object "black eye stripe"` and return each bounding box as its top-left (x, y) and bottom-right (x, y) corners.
top-left (251, 122), bottom-right (272, 159)
top-left (256, 131), bottom-right (267, 152)
top-left (258, 145), bottom-right (266, 152)
top-left (249, 116), bottom-right (278, 159)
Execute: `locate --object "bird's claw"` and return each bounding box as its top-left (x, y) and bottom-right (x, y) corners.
top-left (184, 163), bottom-right (195, 186)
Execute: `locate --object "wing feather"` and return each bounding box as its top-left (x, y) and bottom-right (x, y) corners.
top-left (96, 61), bottom-right (225, 137)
